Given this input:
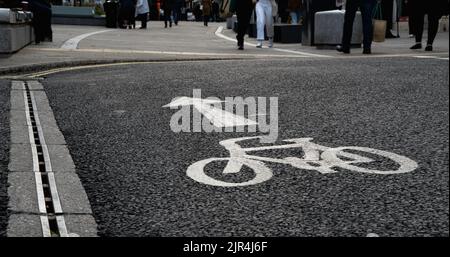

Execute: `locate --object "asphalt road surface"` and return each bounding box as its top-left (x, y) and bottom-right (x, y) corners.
top-left (8, 57), bottom-right (449, 237)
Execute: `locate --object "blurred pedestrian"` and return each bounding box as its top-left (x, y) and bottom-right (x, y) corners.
top-left (119, 0), bottom-right (137, 29)
top-left (287, 0), bottom-right (302, 24)
top-left (202, 0), bottom-right (212, 26)
top-left (409, 0), bottom-right (448, 51)
top-left (28, 0), bottom-right (52, 44)
top-left (193, 3), bottom-right (202, 21)
top-left (404, 0), bottom-right (415, 37)
top-left (337, 0), bottom-right (377, 54)
top-left (163, 0), bottom-right (175, 28)
top-left (135, 0), bottom-right (149, 29)
top-left (173, 0), bottom-right (184, 25)
top-left (212, 0), bottom-right (220, 22)
top-left (381, 0), bottom-right (397, 38)
top-left (255, 0), bottom-right (275, 48)
top-left (236, 0), bottom-right (255, 50)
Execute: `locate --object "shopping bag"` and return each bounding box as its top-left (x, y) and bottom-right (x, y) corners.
top-left (219, 0), bottom-right (236, 19)
top-left (372, 2), bottom-right (386, 42)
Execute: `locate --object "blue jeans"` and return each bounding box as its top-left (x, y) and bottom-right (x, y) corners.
top-left (289, 10), bottom-right (303, 24)
top-left (342, 0), bottom-right (376, 50)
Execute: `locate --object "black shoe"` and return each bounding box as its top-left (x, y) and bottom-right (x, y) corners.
top-left (336, 45), bottom-right (350, 54)
top-left (385, 32), bottom-right (397, 38)
top-left (425, 45), bottom-right (433, 51)
top-left (410, 43), bottom-right (422, 49)
top-left (363, 48), bottom-right (372, 54)
top-left (237, 40), bottom-right (244, 50)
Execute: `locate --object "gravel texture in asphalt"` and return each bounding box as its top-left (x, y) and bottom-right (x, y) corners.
top-left (0, 80), bottom-right (10, 237)
top-left (41, 58), bottom-right (449, 237)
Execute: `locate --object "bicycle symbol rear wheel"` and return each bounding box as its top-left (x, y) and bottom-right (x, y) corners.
top-left (187, 157), bottom-right (273, 187)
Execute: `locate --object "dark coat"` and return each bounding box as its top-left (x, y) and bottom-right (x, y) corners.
top-left (162, 0), bottom-right (176, 11)
top-left (409, 0), bottom-right (449, 17)
top-left (202, 0), bottom-right (212, 16)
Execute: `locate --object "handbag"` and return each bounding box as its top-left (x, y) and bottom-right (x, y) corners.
top-left (372, 1), bottom-right (386, 42)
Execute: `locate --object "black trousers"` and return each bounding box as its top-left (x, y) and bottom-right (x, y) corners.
top-left (164, 8), bottom-right (173, 27)
top-left (204, 15), bottom-right (209, 26)
top-left (342, 0), bottom-right (376, 50)
top-left (137, 13), bottom-right (148, 28)
top-left (412, 11), bottom-right (440, 44)
top-left (381, 0), bottom-right (394, 33)
top-left (236, 0), bottom-right (254, 45)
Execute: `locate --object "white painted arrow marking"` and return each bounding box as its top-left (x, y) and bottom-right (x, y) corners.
top-left (163, 97), bottom-right (258, 127)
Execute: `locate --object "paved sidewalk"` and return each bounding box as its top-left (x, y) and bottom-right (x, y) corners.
top-left (0, 21), bottom-right (448, 75)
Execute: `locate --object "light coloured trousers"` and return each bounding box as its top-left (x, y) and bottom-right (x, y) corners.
top-left (256, 0), bottom-right (274, 40)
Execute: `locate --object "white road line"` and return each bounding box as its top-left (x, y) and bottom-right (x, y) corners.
top-left (61, 30), bottom-right (114, 50)
top-left (413, 55), bottom-right (449, 60)
top-left (214, 26), bottom-right (332, 58)
top-left (23, 89), bottom-right (51, 234)
top-left (40, 216), bottom-right (51, 237)
top-left (34, 46), bottom-right (310, 59)
top-left (9, 81), bottom-right (98, 237)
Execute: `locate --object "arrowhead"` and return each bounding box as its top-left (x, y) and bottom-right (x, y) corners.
top-left (163, 97), bottom-right (223, 108)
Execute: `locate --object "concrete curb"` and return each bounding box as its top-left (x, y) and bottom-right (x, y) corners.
top-left (0, 57), bottom-right (247, 77)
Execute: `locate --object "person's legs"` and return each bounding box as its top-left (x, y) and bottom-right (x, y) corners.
top-left (297, 10), bottom-right (303, 25)
top-left (340, 0), bottom-right (358, 52)
top-left (164, 10), bottom-right (169, 27)
top-left (204, 15), bottom-right (209, 26)
top-left (407, 0), bottom-right (415, 36)
top-left (290, 11), bottom-right (298, 24)
top-left (174, 8), bottom-right (179, 25)
top-left (425, 14), bottom-right (441, 50)
top-left (140, 13), bottom-right (147, 28)
top-left (255, 2), bottom-right (266, 42)
top-left (413, 11), bottom-right (424, 45)
top-left (264, 3), bottom-right (274, 47)
top-left (236, 0), bottom-right (253, 49)
top-left (32, 17), bottom-right (41, 43)
top-left (381, 0), bottom-right (394, 37)
top-left (165, 9), bottom-right (172, 27)
top-left (361, 0), bottom-right (376, 52)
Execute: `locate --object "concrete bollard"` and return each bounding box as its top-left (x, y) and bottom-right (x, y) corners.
top-left (0, 23), bottom-right (34, 53)
top-left (314, 10), bottom-right (363, 48)
top-left (0, 8), bottom-right (34, 54)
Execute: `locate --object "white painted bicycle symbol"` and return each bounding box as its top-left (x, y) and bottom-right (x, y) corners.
top-left (187, 136), bottom-right (419, 187)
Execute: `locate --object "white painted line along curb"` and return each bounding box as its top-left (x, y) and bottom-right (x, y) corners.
top-left (214, 26), bottom-right (332, 58)
top-left (7, 80), bottom-right (98, 237)
top-left (61, 30), bottom-right (114, 50)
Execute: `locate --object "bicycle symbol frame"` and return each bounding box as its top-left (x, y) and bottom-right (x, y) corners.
top-left (187, 136), bottom-right (419, 187)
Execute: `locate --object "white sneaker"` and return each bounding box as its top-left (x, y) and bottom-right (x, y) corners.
top-left (256, 40), bottom-right (263, 48)
top-left (268, 38), bottom-right (273, 48)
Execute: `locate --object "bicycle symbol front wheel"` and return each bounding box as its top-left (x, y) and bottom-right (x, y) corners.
top-left (186, 157), bottom-right (273, 187)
